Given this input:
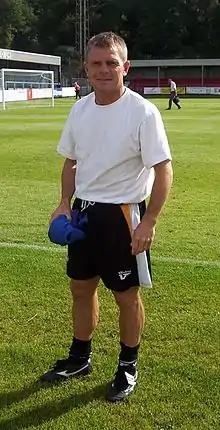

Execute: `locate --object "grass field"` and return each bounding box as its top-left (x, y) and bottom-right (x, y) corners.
top-left (0, 98), bottom-right (219, 430)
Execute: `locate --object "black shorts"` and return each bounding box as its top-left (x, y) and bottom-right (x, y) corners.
top-left (67, 198), bottom-right (152, 292)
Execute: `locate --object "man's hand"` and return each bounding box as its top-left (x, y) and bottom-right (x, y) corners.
top-left (49, 201), bottom-right (71, 225)
top-left (131, 218), bottom-right (156, 255)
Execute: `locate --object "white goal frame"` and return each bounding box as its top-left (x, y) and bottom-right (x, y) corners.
top-left (0, 68), bottom-right (54, 110)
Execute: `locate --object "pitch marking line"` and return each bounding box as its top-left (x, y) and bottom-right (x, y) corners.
top-left (0, 242), bottom-right (219, 268)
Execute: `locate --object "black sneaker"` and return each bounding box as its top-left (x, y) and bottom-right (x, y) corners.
top-left (40, 357), bottom-right (91, 383)
top-left (106, 361), bottom-right (138, 402)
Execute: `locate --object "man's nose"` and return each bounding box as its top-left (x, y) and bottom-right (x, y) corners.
top-left (99, 62), bottom-right (110, 73)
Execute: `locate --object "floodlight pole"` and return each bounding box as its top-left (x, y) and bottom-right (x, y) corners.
top-left (1, 68), bottom-right (5, 110)
top-left (83, 0), bottom-right (89, 61)
top-left (76, 0), bottom-right (90, 73)
top-left (201, 65), bottom-right (204, 87)
top-left (157, 66), bottom-right (160, 87)
top-left (51, 71), bottom-right (55, 107)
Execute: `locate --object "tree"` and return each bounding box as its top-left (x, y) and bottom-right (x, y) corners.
top-left (1, 0), bottom-right (220, 60)
top-left (0, 0), bottom-right (35, 50)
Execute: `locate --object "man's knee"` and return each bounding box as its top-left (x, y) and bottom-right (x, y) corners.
top-left (113, 286), bottom-right (140, 308)
top-left (70, 277), bottom-right (99, 300)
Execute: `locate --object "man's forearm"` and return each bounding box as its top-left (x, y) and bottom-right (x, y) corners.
top-left (143, 160), bottom-right (173, 225)
top-left (60, 158), bottom-right (76, 204)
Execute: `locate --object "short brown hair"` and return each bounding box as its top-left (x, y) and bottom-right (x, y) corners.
top-left (86, 32), bottom-right (128, 62)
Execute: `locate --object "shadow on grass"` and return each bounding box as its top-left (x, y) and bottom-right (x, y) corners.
top-left (0, 382), bottom-right (39, 408)
top-left (0, 380), bottom-right (108, 429)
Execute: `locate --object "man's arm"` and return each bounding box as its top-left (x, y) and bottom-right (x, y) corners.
top-left (131, 159), bottom-right (173, 255)
top-left (50, 158), bottom-right (76, 222)
top-left (60, 158), bottom-right (76, 204)
top-left (132, 104), bottom-right (173, 254)
top-left (143, 159), bottom-right (173, 225)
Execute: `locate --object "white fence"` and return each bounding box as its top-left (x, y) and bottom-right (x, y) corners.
top-left (144, 86), bottom-right (220, 95)
top-left (1, 86), bottom-right (220, 104)
top-left (0, 87), bottom-right (76, 103)
top-left (186, 87), bottom-right (220, 95)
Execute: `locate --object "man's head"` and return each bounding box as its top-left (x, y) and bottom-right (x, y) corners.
top-left (84, 32), bottom-right (130, 95)
top-left (168, 79), bottom-right (172, 85)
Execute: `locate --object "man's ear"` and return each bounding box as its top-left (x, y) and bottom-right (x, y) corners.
top-left (123, 60), bottom-right (130, 76)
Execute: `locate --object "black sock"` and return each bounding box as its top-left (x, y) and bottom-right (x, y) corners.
top-left (69, 337), bottom-right (92, 363)
top-left (119, 342), bottom-right (140, 365)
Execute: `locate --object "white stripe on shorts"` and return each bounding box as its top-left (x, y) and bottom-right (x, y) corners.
top-left (130, 203), bottom-right (152, 288)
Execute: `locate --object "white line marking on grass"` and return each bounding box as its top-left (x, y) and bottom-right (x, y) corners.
top-left (0, 242), bottom-right (65, 252)
top-left (152, 256), bottom-right (220, 267)
top-left (0, 242), bottom-right (219, 268)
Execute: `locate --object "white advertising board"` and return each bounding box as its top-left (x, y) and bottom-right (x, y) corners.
top-left (186, 86), bottom-right (220, 95)
top-left (0, 88), bottom-right (27, 102)
top-left (144, 87), bottom-right (161, 95)
top-left (0, 87), bottom-right (76, 103)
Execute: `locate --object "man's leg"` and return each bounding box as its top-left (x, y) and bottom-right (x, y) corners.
top-left (70, 277), bottom-right (99, 341)
top-left (168, 94), bottom-right (174, 109)
top-left (96, 201), bottom-right (150, 401)
top-left (40, 277), bottom-right (99, 382)
top-left (173, 97), bottom-right (181, 109)
top-left (106, 286), bottom-right (145, 401)
top-left (114, 286), bottom-right (145, 346)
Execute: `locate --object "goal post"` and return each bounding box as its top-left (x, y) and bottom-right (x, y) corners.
top-left (0, 68), bottom-right (54, 110)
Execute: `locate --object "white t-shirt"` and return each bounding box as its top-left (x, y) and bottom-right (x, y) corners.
top-left (170, 80), bottom-right (177, 92)
top-left (57, 88), bottom-right (171, 204)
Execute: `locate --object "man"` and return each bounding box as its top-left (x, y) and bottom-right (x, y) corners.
top-left (41, 32), bottom-right (173, 402)
top-left (74, 81), bottom-right (81, 100)
top-left (166, 78), bottom-right (181, 110)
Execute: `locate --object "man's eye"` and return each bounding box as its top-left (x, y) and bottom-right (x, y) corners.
top-left (107, 61), bottom-right (118, 66)
top-left (91, 61), bottom-right (119, 67)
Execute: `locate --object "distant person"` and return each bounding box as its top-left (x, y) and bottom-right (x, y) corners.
top-left (55, 82), bottom-right (62, 98)
top-left (74, 82), bottom-right (81, 100)
top-left (166, 79), bottom-right (181, 110)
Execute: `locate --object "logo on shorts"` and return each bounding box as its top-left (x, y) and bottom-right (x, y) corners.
top-left (118, 270), bottom-right (131, 280)
top-left (81, 200), bottom-right (96, 211)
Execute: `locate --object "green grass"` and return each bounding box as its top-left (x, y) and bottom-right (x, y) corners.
top-left (0, 98), bottom-right (219, 430)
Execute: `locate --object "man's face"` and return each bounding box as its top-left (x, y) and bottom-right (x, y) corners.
top-left (85, 45), bottom-right (130, 93)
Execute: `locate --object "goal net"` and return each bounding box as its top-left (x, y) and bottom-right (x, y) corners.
top-left (0, 68), bottom-right (54, 110)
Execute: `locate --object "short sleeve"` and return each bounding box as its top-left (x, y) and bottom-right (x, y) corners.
top-left (57, 107), bottom-right (76, 160)
top-left (139, 105), bottom-right (172, 169)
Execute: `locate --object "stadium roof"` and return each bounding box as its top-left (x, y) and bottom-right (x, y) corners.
top-left (131, 59), bottom-right (220, 67)
top-left (0, 48), bottom-right (61, 67)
